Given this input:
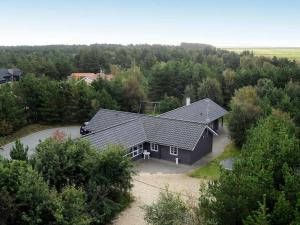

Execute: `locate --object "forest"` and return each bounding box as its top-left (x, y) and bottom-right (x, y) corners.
top-left (1, 43), bottom-right (300, 225)
top-left (1, 43), bottom-right (300, 137)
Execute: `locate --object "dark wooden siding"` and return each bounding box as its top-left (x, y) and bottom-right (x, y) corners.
top-left (142, 130), bottom-right (213, 165)
top-left (213, 119), bottom-right (219, 131)
top-left (160, 145), bottom-right (191, 164)
top-left (144, 142), bottom-right (162, 158)
top-left (190, 131), bottom-right (213, 164)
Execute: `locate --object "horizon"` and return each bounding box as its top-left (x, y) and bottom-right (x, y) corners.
top-left (1, 43), bottom-right (300, 48)
top-left (1, 0), bottom-right (300, 47)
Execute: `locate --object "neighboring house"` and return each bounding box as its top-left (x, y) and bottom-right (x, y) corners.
top-left (0, 68), bottom-right (23, 84)
top-left (69, 72), bottom-right (114, 84)
top-left (82, 98), bottom-right (227, 165)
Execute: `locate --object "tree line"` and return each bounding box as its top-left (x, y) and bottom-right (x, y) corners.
top-left (0, 66), bottom-right (146, 136)
top-left (1, 44), bottom-right (300, 137)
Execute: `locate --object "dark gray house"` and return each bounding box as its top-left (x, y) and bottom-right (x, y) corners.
top-left (82, 98), bottom-right (227, 165)
top-left (0, 68), bottom-right (23, 84)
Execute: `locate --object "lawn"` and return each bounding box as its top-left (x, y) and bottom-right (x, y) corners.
top-left (0, 123), bottom-right (78, 146)
top-left (223, 47), bottom-right (300, 63)
top-left (188, 143), bottom-right (240, 180)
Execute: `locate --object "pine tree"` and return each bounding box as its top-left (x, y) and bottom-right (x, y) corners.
top-left (10, 139), bottom-right (28, 161)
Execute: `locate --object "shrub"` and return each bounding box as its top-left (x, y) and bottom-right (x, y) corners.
top-left (33, 139), bottom-right (134, 224)
top-left (143, 187), bottom-right (202, 225)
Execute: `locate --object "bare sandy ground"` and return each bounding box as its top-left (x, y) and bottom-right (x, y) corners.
top-left (113, 172), bottom-right (204, 225)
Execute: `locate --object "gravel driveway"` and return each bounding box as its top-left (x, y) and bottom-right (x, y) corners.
top-left (113, 168), bottom-right (204, 225)
top-left (113, 158), bottom-right (210, 225)
top-left (0, 126), bottom-right (80, 159)
top-left (113, 126), bottom-right (230, 225)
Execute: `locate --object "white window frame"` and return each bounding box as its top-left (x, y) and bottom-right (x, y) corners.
top-left (150, 143), bottom-right (159, 152)
top-left (170, 146), bottom-right (178, 156)
top-left (124, 143), bottom-right (144, 158)
top-left (138, 144), bottom-right (143, 154)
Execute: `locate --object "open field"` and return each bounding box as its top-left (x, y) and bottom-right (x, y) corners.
top-left (223, 47), bottom-right (300, 62)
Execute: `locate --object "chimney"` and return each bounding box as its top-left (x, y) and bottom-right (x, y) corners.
top-left (186, 97), bottom-right (191, 106)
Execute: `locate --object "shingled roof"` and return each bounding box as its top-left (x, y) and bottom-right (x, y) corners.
top-left (159, 98), bottom-right (227, 124)
top-left (82, 118), bottom-right (147, 150)
top-left (85, 109), bottom-right (140, 132)
top-left (83, 98), bottom-right (226, 151)
top-left (83, 115), bottom-right (208, 151)
top-left (0, 68), bottom-right (23, 83)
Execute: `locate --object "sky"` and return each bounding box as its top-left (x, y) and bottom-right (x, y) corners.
top-left (0, 0), bottom-right (300, 47)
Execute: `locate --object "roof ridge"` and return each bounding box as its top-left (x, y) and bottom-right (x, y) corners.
top-left (146, 114), bottom-right (208, 125)
top-left (85, 109), bottom-right (207, 136)
top-left (101, 108), bottom-right (208, 126)
top-left (99, 108), bottom-right (141, 116)
top-left (159, 98), bottom-right (210, 116)
top-left (82, 117), bottom-right (140, 137)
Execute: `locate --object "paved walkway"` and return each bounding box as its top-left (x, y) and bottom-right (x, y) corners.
top-left (191, 126), bottom-right (231, 169)
top-left (113, 126), bottom-right (230, 225)
top-left (0, 126), bottom-right (80, 159)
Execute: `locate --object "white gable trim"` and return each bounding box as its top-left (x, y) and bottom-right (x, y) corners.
top-left (191, 126), bottom-right (218, 151)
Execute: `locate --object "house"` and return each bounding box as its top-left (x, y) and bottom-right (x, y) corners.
top-left (69, 72), bottom-right (114, 85)
top-left (82, 98), bottom-right (227, 165)
top-left (0, 68), bottom-right (23, 84)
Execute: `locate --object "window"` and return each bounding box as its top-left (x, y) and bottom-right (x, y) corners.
top-left (170, 146), bottom-right (178, 156)
top-left (125, 143), bottom-right (144, 158)
top-left (150, 143), bottom-right (159, 152)
top-left (138, 144), bottom-right (143, 154)
top-left (133, 149), bottom-right (138, 157)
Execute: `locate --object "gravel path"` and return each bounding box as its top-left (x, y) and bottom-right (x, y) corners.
top-left (0, 126), bottom-right (80, 159)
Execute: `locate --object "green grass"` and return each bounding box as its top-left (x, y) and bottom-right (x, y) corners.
top-left (223, 47), bottom-right (300, 63)
top-left (0, 123), bottom-right (79, 146)
top-left (188, 143), bottom-right (240, 180)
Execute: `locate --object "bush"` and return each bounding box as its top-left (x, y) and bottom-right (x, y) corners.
top-left (33, 139), bottom-right (134, 224)
top-left (0, 160), bottom-right (62, 225)
top-left (61, 186), bottom-right (92, 225)
top-left (34, 138), bottom-right (95, 191)
top-left (143, 187), bottom-right (202, 225)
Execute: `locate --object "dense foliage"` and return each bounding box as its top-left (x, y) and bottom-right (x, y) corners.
top-left (199, 114), bottom-right (300, 225)
top-left (0, 139), bottom-right (133, 225)
top-left (1, 44), bottom-right (300, 140)
top-left (1, 44), bottom-right (300, 224)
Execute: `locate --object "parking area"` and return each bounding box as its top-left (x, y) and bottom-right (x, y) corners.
top-left (0, 126), bottom-right (80, 159)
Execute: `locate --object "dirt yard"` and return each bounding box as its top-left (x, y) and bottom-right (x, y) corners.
top-left (113, 171), bottom-right (205, 225)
